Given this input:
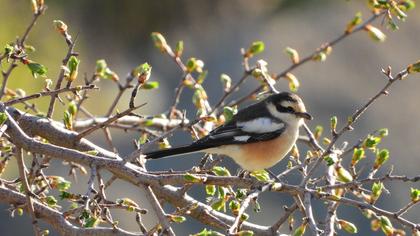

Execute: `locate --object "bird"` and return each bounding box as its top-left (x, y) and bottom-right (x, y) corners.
top-left (144, 92), bottom-right (312, 171)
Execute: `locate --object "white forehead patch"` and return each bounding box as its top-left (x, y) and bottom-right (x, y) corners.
top-left (233, 135), bottom-right (251, 142)
top-left (237, 118), bottom-right (284, 133)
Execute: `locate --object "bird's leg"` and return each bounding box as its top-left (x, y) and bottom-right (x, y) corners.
top-left (237, 169), bottom-right (250, 179)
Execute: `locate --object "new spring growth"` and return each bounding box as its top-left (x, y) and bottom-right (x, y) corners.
top-left (390, 0), bottom-right (407, 19)
top-left (186, 58), bottom-right (205, 73)
top-left (245, 41), bottom-right (265, 58)
top-left (175, 41), bottom-right (184, 58)
top-left (335, 165), bottom-right (353, 183)
top-left (407, 60), bottom-right (420, 74)
top-left (66, 56), bottom-right (80, 82)
top-left (284, 72), bottom-right (299, 92)
top-left (380, 216), bottom-right (394, 236)
top-left (31, 0), bottom-right (44, 14)
top-left (337, 219), bottom-right (358, 234)
top-left (374, 149), bottom-right (390, 169)
top-left (133, 63), bottom-right (152, 84)
top-left (314, 125), bottom-right (323, 140)
top-left (351, 148), bottom-right (365, 166)
top-left (229, 200), bottom-right (240, 216)
top-left (410, 188), bottom-right (420, 202)
top-left (312, 46), bottom-right (332, 62)
top-left (151, 32), bottom-right (168, 53)
top-left (26, 61), bottom-right (47, 78)
top-left (346, 12), bottom-right (362, 33)
top-left (220, 74), bottom-right (232, 92)
top-left (330, 116), bottom-right (337, 133)
top-left (371, 182), bottom-right (383, 203)
top-left (284, 47), bottom-right (299, 64)
top-left (293, 222), bottom-right (307, 236)
top-left (95, 59), bottom-right (119, 82)
top-left (67, 101), bottom-right (78, 116)
top-left (365, 24), bottom-right (386, 42)
top-left (53, 20), bottom-right (68, 35)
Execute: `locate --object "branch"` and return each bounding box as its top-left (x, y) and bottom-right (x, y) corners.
top-left (0, 186), bottom-right (141, 236)
top-left (15, 147), bottom-right (41, 236)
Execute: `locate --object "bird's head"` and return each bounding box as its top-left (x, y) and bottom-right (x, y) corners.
top-left (266, 92), bottom-right (312, 126)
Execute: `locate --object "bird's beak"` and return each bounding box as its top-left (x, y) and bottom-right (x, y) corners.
top-left (295, 112), bottom-right (313, 120)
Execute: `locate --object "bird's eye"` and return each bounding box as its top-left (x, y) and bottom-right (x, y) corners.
top-left (285, 106), bottom-right (294, 113)
top-left (275, 104), bottom-right (295, 113)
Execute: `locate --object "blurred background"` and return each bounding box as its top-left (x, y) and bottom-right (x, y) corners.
top-left (1, 0), bottom-right (420, 235)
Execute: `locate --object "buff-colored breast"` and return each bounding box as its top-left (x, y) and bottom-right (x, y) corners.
top-left (207, 126), bottom-right (299, 171)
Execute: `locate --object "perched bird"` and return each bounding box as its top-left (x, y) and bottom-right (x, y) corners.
top-left (145, 92), bottom-right (312, 171)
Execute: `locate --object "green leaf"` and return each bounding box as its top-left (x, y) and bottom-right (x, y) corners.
top-left (86, 150), bottom-right (99, 156)
top-left (330, 116), bottom-right (337, 131)
top-left (374, 149), bottom-right (389, 169)
top-left (0, 112), bottom-right (7, 125)
top-left (67, 56), bottom-right (79, 73)
top-left (248, 41), bottom-right (265, 55)
top-left (250, 170), bottom-right (271, 182)
top-left (212, 166), bottom-right (231, 176)
top-left (293, 223), bottom-right (307, 236)
top-left (151, 32), bottom-right (168, 52)
top-left (133, 62), bottom-right (152, 83)
top-left (223, 106), bottom-right (237, 122)
top-left (229, 200), bottom-right (240, 215)
top-left (407, 60), bottom-right (420, 74)
top-left (63, 110), bottom-right (73, 130)
top-left (67, 101), bottom-right (78, 116)
top-left (191, 228), bottom-right (224, 236)
top-left (365, 25), bottom-right (386, 42)
top-left (57, 179), bottom-right (71, 191)
top-left (363, 135), bottom-right (381, 149)
top-left (211, 198), bottom-right (226, 212)
top-left (336, 166), bottom-right (353, 183)
top-left (284, 47), bottom-right (299, 64)
top-left (378, 128), bottom-right (389, 137)
top-left (175, 40), bottom-right (184, 57)
top-left (237, 231), bottom-right (254, 236)
top-left (220, 73), bottom-right (232, 92)
top-left (351, 148), bottom-right (365, 166)
top-left (169, 215), bottom-right (186, 223)
top-left (27, 62), bottom-right (47, 78)
top-left (324, 155), bottom-right (336, 166)
top-left (141, 81), bottom-right (159, 90)
top-left (371, 182), bottom-right (383, 201)
top-left (4, 44), bottom-right (14, 57)
top-left (95, 59), bottom-right (107, 74)
top-left (45, 196), bottom-right (58, 206)
top-left (184, 173), bottom-right (206, 183)
top-left (338, 219), bottom-right (358, 234)
top-left (84, 217), bottom-right (100, 228)
top-left (410, 188), bottom-right (420, 202)
top-left (205, 185), bottom-right (216, 196)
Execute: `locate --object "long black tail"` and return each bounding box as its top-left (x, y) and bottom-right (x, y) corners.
top-left (145, 144), bottom-right (209, 160)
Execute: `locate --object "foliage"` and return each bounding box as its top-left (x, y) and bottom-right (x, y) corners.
top-left (0, 0), bottom-right (419, 236)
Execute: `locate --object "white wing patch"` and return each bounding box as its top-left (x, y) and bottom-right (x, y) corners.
top-left (233, 135), bottom-right (251, 142)
top-left (237, 118), bottom-right (285, 133)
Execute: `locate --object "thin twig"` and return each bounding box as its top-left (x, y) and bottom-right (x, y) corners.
top-left (16, 147), bottom-right (40, 236)
top-left (143, 186), bottom-right (175, 236)
top-left (5, 85), bottom-right (96, 106)
top-left (228, 11), bottom-right (385, 108)
top-left (46, 33), bottom-right (77, 118)
top-left (76, 103), bottom-right (146, 139)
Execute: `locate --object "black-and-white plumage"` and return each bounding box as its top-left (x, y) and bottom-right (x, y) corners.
top-left (145, 92), bottom-right (312, 171)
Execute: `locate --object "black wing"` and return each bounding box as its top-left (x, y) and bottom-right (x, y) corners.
top-left (193, 118), bottom-right (285, 149)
